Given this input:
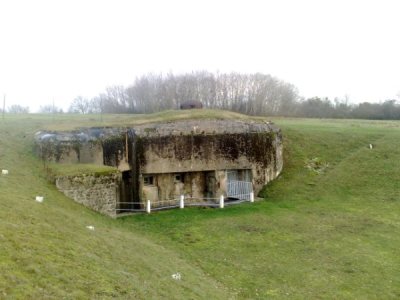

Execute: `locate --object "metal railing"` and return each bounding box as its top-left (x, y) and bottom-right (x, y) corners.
top-left (116, 202), bottom-right (145, 212)
top-left (116, 192), bottom-right (254, 215)
top-left (227, 180), bottom-right (253, 200)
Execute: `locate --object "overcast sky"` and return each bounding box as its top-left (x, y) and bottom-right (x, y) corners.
top-left (1, 0), bottom-right (399, 112)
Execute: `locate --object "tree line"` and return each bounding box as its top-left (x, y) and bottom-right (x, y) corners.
top-left (5, 71), bottom-right (399, 120)
top-left (66, 71), bottom-right (400, 120)
top-left (295, 97), bottom-right (400, 120)
top-left (68, 71), bottom-right (299, 116)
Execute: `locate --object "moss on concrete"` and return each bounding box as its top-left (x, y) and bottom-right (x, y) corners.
top-left (138, 131), bottom-right (278, 168)
top-left (102, 134), bottom-right (125, 166)
top-left (47, 163), bottom-right (118, 178)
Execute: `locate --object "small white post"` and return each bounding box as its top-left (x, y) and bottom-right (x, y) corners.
top-left (219, 195), bottom-right (224, 209)
top-left (146, 200), bottom-right (151, 214)
top-left (179, 195), bottom-right (184, 209)
top-left (250, 192), bottom-right (254, 203)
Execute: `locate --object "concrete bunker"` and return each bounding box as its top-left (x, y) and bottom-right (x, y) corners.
top-left (140, 169), bottom-right (252, 204)
top-left (35, 119), bottom-right (283, 217)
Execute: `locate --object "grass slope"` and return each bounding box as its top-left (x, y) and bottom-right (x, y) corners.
top-left (0, 114), bottom-right (230, 299)
top-left (1, 112), bottom-right (400, 299)
top-left (120, 117), bottom-right (400, 299)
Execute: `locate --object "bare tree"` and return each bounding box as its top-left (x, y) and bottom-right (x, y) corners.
top-left (39, 104), bottom-right (63, 114)
top-left (69, 96), bottom-right (90, 114)
top-left (72, 71), bottom-right (300, 116)
top-left (8, 105), bottom-right (29, 114)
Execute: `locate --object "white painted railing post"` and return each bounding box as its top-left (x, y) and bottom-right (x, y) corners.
top-left (179, 195), bottom-right (184, 209)
top-left (146, 200), bottom-right (151, 214)
top-left (250, 192), bottom-right (254, 203)
top-left (219, 195), bottom-right (224, 209)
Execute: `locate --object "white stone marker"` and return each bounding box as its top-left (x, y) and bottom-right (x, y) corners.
top-left (250, 192), bottom-right (254, 203)
top-left (86, 225), bottom-right (95, 231)
top-left (179, 195), bottom-right (185, 209)
top-left (35, 196), bottom-right (44, 203)
top-left (172, 273), bottom-right (181, 280)
top-left (2, 170), bottom-right (9, 175)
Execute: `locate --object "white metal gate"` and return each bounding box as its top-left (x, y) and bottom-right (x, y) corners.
top-left (226, 170), bottom-right (253, 200)
top-left (227, 180), bottom-right (253, 200)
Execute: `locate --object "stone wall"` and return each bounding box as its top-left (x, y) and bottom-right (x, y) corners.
top-left (55, 172), bottom-right (121, 217)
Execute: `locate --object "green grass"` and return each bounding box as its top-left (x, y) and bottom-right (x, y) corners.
top-left (46, 163), bottom-right (118, 178)
top-left (1, 112), bottom-right (400, 299)
top-left (35, 109), bottom-right (265, 132)
top-left (0, 114), bottom-right (230, 299)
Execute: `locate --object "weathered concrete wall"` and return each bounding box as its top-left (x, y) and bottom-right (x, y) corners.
top-left (36, 140), bottom-right (103, 165)
top-left (140, 170), bottom-right (230, 206)
top-left (36, 119), bottom-right (283, 207)
top-left (79, 143), bottom-right (104, 165)
top-left (138, 131), bottom-right (283, 196)
top-left (34, 128), bottom-right (126, 168)
top-left (56, 173), bottom-right (121, 217)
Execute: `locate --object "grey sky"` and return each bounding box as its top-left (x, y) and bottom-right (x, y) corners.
top-left (1, 0), bottom-right (399, 112)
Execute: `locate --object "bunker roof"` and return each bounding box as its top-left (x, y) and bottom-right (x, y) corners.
top-left (35, 109), bottom-right (280, 142)
top-left (35, 119), bottom-right (279, 143)
top-left (134, 119), bottom-right (278, 137)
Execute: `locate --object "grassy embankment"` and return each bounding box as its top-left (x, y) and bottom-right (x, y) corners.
top-left (1, 111), bottom-right (400, 299)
